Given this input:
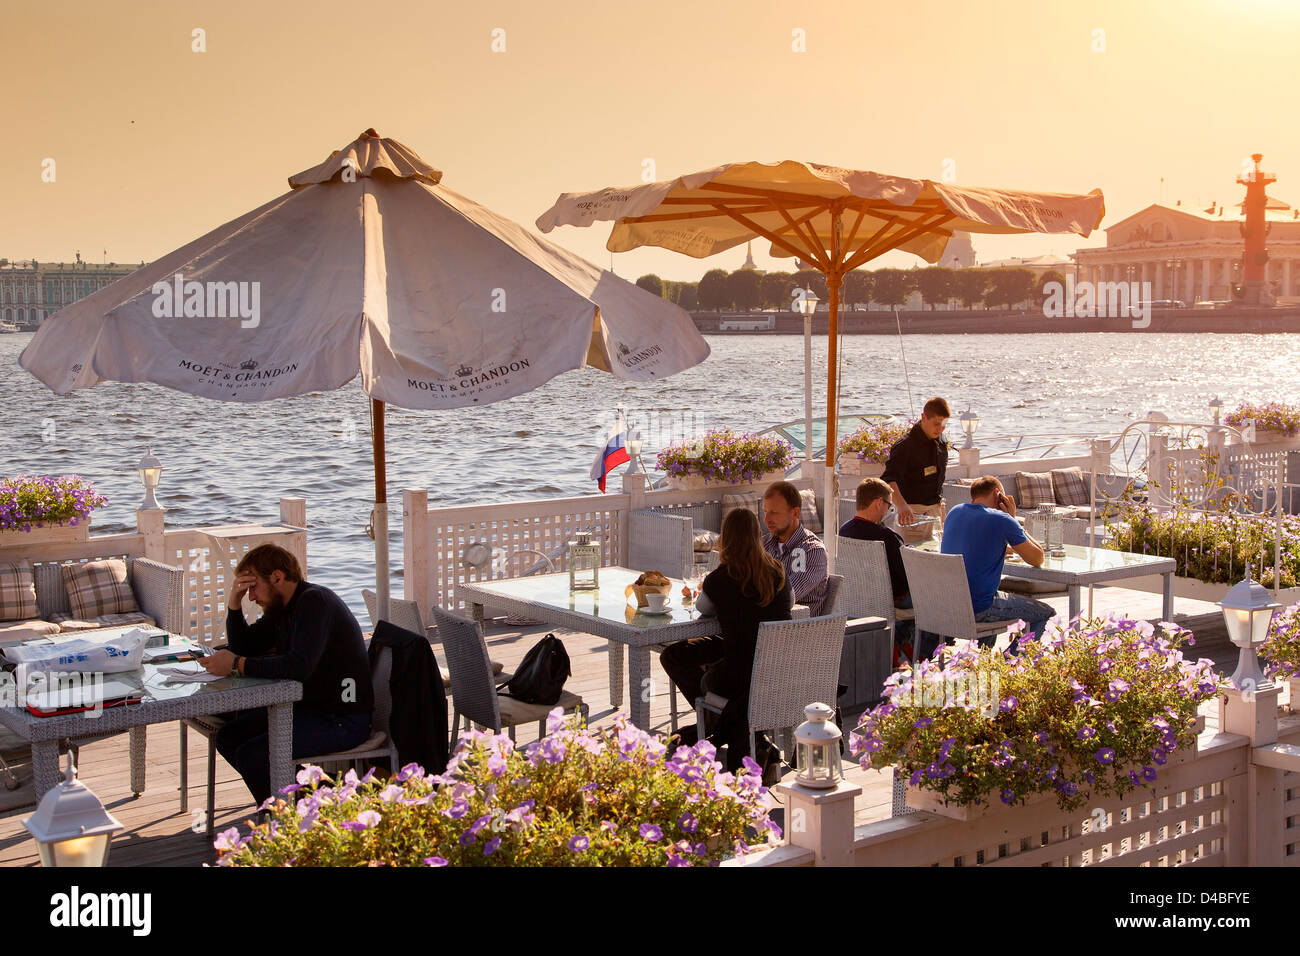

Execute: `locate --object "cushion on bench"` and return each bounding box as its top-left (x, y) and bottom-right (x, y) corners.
top-left (61, 559), bottom-right (141, 621)
top-left (0, 561), bottom-right (39, 623)
top-left (1015, 472), bottom-right (1056, 508)
top-left (0, 618), bottom-right (60, 643)
top-left (798, 488), bottom-right (822, 535)
top-left (50, 611), bottom-right (157, 631)
top-left (721, 492), bottom-right (760, 528)
top-left (1050, 467), bottom-right (1091, 507)
top-left (692, 531), bottom-right (719, 553)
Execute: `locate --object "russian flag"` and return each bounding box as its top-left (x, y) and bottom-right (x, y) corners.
top-left (590, 415), bottom-right (631, 493)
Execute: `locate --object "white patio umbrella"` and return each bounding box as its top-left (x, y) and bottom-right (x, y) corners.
top-left (19, 129), bottom-right (710, 619)
top-left (538, 160), bottom-right (1104, 567)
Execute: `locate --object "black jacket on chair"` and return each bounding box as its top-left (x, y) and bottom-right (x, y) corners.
top-left (368, 621), bottom-right (449, 777)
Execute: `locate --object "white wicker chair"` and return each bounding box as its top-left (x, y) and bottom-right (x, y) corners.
top-left (834, 538), bottom-right (911, 712)
top-left (431, 607), bottom-right (587, 746)
top-left (362, 589), bottom-right (428, 639)
top-left (693, 614), bottom-right (848, 767)
top-left (898, 548), bottom-right (1019, 661)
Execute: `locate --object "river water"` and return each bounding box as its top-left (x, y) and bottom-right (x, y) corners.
top-left (2, 331), bottom-right (1294, 620)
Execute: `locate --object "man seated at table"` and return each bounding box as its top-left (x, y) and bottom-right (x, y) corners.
top-left (839, 477), bottom-right (914, 654)
top-left (761, 480), bottom-right (829, 615)
top-left (934, 475), bottom-right (1053, 659)
top-left (199, 544), bottom-right (373, 807)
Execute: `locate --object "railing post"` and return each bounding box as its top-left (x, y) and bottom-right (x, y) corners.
top-left (402, 488), bottom-right (431, 613)
top-left (620, 473), bottom-right (646, 567)
top-left (135, 507), bottom-right (165, 563)
top-left (772, 778), bottom-right (862, 867)
top-left (1218, 684), bottom-right (1285, 866)
top-left (279, 496), bottom-right (307, 576)
top-left (957, 445), bottom-right (980, 478)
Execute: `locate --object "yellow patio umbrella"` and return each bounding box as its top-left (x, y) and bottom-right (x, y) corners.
top-left (537, 160), bottom-right (1105, 563)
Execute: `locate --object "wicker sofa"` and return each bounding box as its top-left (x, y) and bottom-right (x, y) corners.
top-left (0, 557), bottom-right (186, 645)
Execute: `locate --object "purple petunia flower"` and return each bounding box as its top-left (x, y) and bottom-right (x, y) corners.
top-left (1142, 766), bottom-right (1158, 782)
top-left (568, 835), bottom-right (590, 852)
top-left (1000, 788), bottom-right (1015, 805)
top-left (1000, 697), bottom-right (1018, 713)
top-left (666, 855), bottom-right (690, 867)
top-left (678, 812), bottom-right (699, 834)
top-left (1096, 747), bottom-right (1116, 765)
top-left (483, 837), bottom-right (501, 856)
top-left (913, 717), bottom-right (932, 729)
top-left (639, 824), bottom-right (663, 842)
top-left (424, 856), bottom-right (448, 867)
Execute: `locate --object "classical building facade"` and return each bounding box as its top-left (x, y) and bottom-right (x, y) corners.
top-left (1071, 197), bottom-right (1300, 302)
top-left (0, 256), bottom-right (139, 327)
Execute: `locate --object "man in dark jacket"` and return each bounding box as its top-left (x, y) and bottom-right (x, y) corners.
top-left (200, 544), bottom-right (373, 806)
top-left (880, 396), bottom-right (950, 542)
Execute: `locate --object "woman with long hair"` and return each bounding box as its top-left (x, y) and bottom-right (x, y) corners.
top-left (660, 507), bottom-right (792, 774)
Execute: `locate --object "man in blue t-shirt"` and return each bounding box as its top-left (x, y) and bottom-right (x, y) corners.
top-left (936, 475), bottom-right (1054, 655)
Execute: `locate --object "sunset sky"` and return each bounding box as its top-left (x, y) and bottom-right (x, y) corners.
top-left (6, 0), bottom-right (1300, 281)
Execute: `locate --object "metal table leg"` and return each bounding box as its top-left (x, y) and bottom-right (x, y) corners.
top-left (1068, 586), bottom-right (1082, 623)
top-left (628, 646), bottom-right (651, 729)
top-left (267, 702), bottom-right (295, 797)
top-left (1162, 571), bottom-right (1175, 621)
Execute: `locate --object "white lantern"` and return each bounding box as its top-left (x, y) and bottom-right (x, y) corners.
top-left (1209, 396), bottom-right (1224, 426)
top-left (959, 407), bottom-right (980, 449)
top-left (794, 702), bottom-right (842, 789)
top-left (567, 532), bottom-right (600, 591)
top-left (137, 446), bottom-right (163, 510)
top-left (626, 428), bottom-right (644, 474)
top-left (798, 287), bottom-right (819, 317)
top-left (1218, 570), bottom-right (1281, 691)
top-left (23, 756), bottom-right (123, 867)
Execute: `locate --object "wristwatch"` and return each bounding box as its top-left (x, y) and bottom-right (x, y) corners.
top-left (233, 656), bottom-right (244, 677)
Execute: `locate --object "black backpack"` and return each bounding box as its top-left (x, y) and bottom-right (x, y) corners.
top-left (498, 633), bottom-right (570, 705)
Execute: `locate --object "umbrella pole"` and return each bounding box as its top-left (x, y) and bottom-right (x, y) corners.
top-left (372, 398), bottom-right (391, 622)
top-left (823, 275), bottom-right (842, 573)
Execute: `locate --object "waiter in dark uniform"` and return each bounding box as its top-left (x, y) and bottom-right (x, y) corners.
top-left (880, 397), bottom-right (951, 542)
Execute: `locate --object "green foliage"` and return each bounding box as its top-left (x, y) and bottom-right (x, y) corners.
top-left (760, 271), bottom-right (796, 311)
top-left (1261, 603), bottom-right (1300, 681)
top-left (698, 269), bottom-right (731, 311)
top-left (951, 269), bottom-right (989, 308)
top-left (869, 268), bottom-right (914, 307)
top-left (915, 267), bottom-right (956, 310)
top-left (837, 420), bottom-right (910, 464)
top-left (0, 475), bottom-right (107, 531)
top-left (725, 269), bottom-right (763, 311)
top-left (657, 428), bottom-right (792, 483)
top-left (986, 268), bottom-right (1037, 308)
top-left (635, 274), bottom-right (664, 297)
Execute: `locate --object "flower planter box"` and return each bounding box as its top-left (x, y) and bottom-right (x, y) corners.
top-left (1288, 678), bottom-right (1300, 714)
top-left (902, 715), bottom-right (1205, 821)
top-left (1122, 572), bottom-right (1300, 608)
top-left (838, 457), bottom-right (884, 478)
top-left (0, 521), bottom-right (90, 549)
top-left (665, 469), bottom-right (786, 491)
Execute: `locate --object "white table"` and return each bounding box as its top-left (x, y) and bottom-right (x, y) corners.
top-left (0, 630), bottom-right (302, 799)
top-left (919, 540), bottom-right (1178, 621)
top-left (458, 567), bottom-right (725, 730)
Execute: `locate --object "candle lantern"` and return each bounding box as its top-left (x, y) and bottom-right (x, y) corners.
top-left (794, 702), bottom-right (842, 789)
top-left (567, 531), bottom-right (600, 591)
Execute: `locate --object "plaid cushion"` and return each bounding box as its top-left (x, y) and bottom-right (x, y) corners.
top-left (50, 611), bottom-right (155, 631)
top-left (721, 493), bottom-right (760, 529)
top-left (798, 489), bottom-right (823, 535)
top-left (1051, 467), bottom-right (1091, 506)
top-left (60, 559), bottom-right (139, 621)
top-left (692, 531), bottom-right (719, 553)
top-left (0, 561), bottom-right (38, 623)
top-left (1015, 472), bottom-right (1056, 508)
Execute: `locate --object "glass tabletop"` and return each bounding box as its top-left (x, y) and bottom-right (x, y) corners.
top-left (462, 567), bottom-right (711, 629)
top-left (916, 540), bottom-right (1173, 574)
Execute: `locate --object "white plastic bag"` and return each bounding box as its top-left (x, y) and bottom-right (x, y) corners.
top-left (4, 628), bottom-right (148, 675)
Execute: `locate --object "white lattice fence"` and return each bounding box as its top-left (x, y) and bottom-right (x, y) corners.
top-left (424, 495), bottom-right (628, 612)
top-left (851, 736), bottom-right (1247, 867)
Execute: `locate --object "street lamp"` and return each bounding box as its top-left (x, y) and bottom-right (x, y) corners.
top-left (137, 446), bottom-right (162, 510)
top-left (1209, 397), bottom-right (1224, 425)
top-left (959, 407), bottom-right (980, 449)
top-left (23, 754), bottom-right (123, 867)
top-left (625, 427), bottom-right (644, 474)
top-left (798, 288), bottom-right (819, 468)
top-left (1218, 568), bottom-right (1282, 692)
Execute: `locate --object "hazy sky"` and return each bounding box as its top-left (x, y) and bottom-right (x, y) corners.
top-left (6, 0), bottom-right (1299, 281)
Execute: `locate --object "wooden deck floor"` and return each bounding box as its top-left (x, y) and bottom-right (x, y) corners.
top-left (0, 585), bottom-right (1251, 866)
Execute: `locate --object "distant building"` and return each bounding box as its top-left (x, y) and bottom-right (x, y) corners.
top-left (1071, 197), bottom-right (1300, 302)
top-left (942, 231), bottom-right (976, 269)
top-left (0, 255), bottom-right (139, 327)
top-left (738, 241), bottom-right (763, 273)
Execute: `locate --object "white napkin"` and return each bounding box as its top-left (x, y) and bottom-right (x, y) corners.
top-left (157, 664), bottom-right (223, 683)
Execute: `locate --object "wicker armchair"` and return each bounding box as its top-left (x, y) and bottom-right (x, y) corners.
top-left (833, 538), bottom-right (910, 714)
top-left (694, 614), bottom-right (847, 767)
top-left (31, 557), bottom-right (185, 636)
top-left (431, 607), bottom-right (587, 746)
top-left (627, 503), bottom-right (723, 579)
top-left (898, 548), bottom-right (1020, 660)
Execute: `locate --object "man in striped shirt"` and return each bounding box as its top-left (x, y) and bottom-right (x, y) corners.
top-left (761, 481), bottom-right (829, 615)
